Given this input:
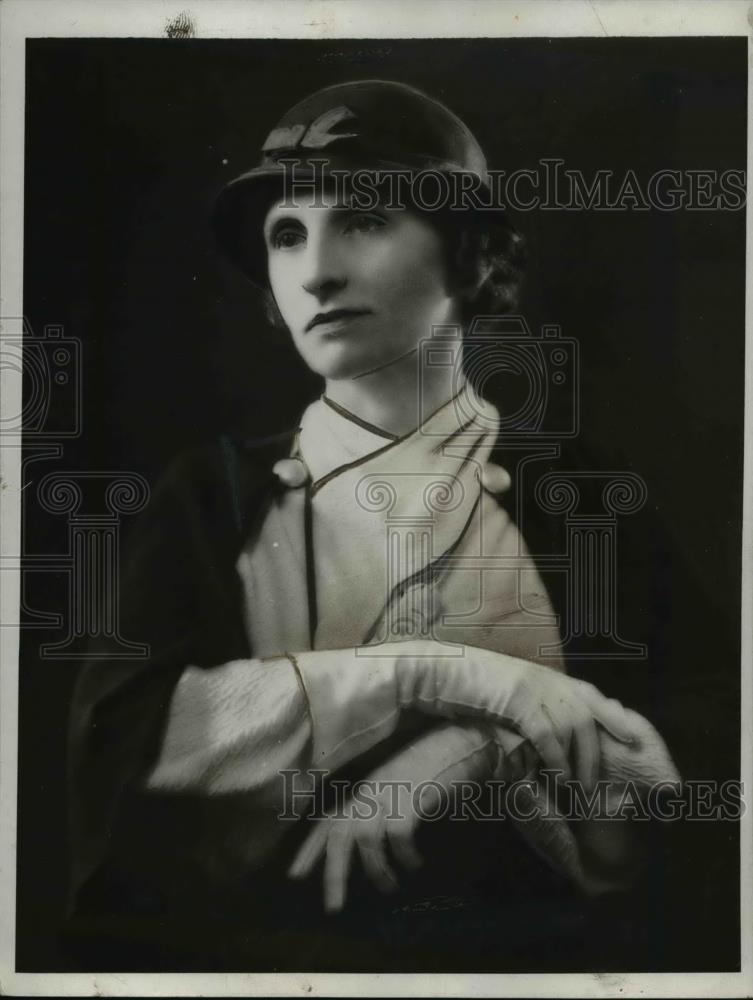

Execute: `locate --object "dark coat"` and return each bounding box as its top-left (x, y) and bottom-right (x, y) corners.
top-left (63, 428), bottom-right (733, 972)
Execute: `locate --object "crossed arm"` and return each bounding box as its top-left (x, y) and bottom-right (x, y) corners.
top-left (69, 448), bottom-right (679, 914)
top-left (144, 640), bottom-right (670, 909)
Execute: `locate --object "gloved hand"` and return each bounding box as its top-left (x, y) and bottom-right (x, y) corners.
top-left (288, 720), bottom-right (533, 912)
top-left (503, 704), bottom-right (682, 894)
top-left (289, 705), bottom-right (681, 911)
top-left (293, 640), bottom-right (636, 788)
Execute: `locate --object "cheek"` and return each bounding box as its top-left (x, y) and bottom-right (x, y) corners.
top-left (366, 238), bottom-right (449, 314)
top-left (268, 261), bottom-right (303, 324)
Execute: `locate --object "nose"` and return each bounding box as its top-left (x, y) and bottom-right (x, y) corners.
top-left (301, 228), bottom-right (347, 303)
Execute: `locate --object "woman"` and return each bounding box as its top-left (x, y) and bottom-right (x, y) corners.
top-left (67, 80), bottom-right (679, 970)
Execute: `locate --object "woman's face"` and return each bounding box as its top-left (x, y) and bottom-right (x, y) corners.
top-left (262, 191), bottom-right (460, 380)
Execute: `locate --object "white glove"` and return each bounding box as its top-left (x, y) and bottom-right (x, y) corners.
top-left (288, 720), bottom-right (532, 912)
top-left (293, 640), bottom-right (636, 789)
top-left (290, 705), bottom-right (681, 911)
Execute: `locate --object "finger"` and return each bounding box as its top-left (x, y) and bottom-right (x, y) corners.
top-left (574, 682), bottom-right (636, 745)
top-left (540, 699), bottom-right (574, 754)
top-left (416, 780), bottom-right (443, 816)
top-left (354, 814), bottom-right (400, 892)
top-left (570, 710), bottom-right (601, 790)
top-left (543, 696), bottom-right (601, 790)
top-left (288, 819), bottom-right (331, 879)
top-left (387, 821), bottom-right (424, 872)
top-left (523, 708), bottom-right (571, 781)
top-left (357, 835), bottom-right (399, 894)
top-left (500, 732), bottom-right (540, 780)
top-left (501, 741), bottom-right (527, 782)
top-left (480, 462), bottom-right (511, 495)
top-left (323, 824), bottom-right (355, 914)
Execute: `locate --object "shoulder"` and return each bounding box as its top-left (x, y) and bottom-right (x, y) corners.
top-left (135, 428), bottom-right (297, 551)
top-left (157, 429), bottom-right (295, 502)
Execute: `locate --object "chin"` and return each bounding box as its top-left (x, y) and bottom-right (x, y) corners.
top-left (305, 347), bottom-right (392, 381)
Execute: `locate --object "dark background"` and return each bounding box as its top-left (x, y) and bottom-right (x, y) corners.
top-left (18, 37), bottom-right (745, 970)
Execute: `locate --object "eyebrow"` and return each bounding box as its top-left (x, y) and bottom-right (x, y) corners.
top-left (263, 199), bottom-right (388, 241)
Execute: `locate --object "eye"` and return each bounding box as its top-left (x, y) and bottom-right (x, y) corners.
top-left (343, 212), bottom-right (387, 235)
top-left (267, 221), bottom-right (306, 250)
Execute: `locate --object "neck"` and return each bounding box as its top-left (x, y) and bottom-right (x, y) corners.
top-left (324, 347), bottom-right (465, 438)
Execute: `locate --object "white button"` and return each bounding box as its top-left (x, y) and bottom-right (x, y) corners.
top-left (272, 458), bottom-right (310, 489)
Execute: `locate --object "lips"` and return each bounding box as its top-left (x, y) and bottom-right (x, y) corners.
top-left (305, 308), bottom-right (372, 332)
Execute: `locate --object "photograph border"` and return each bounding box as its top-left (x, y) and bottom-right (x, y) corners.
top-left (1, 1), bottom-right (751, 996)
